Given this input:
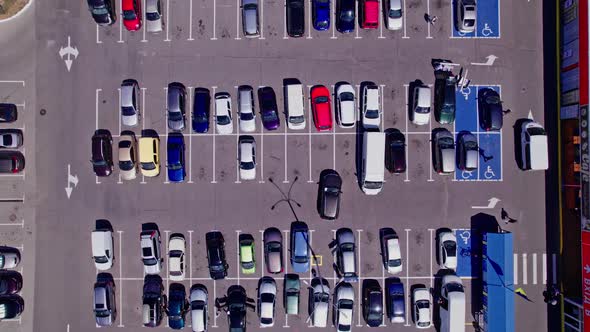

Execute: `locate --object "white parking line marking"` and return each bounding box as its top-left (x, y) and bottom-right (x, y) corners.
top-left (284, 118), bottom-right (288, 183)
top-left (331, 1), bottom-right (337, 39)
top-left (522, 253), bottom-right (528, 285)
top-left (236, 93), bottom-right (242, 183)
top-left (141, 0), bottom-right (147, 42)
top-left (542, 253), bottom-right (547, 284)
top-left (356, 229), bottom-right (363, 327)
top-left (427, 113), bottom-right (434, 182)
top-left (428, 228), bottom-right (434, 292)
top-left (0, 80), bottom-right (25, 86)
top-left (260, 0), bottom-right (265, 39)
top-left (259, 121), bottom-right (265, 184)
top-left (259, 230), bottom-right (265, 277)
top-left (404, 228), bottom-right (411, 325)
top-left (332, 229), bottom-right (337, 287)
top-left (404, 85), bottom-right (410, 182)
top-left (188, 0), bottom-right (195, 40)
top-left (378, 0), bottom-right (385, 39)
top-left (165, 230), bottom-right (171, 295)
top-left (283, 1), bottom-right (289, 39)
top-left (117, 231), bottom-right (124, 327)
top-left (236, 230), bottom-right (241, 285)
top-left (95, 88), bottom-right (101, 130)
top-left (188, 87), bottom-right (194, 183)
top-left (306, 0), bottom-right (312, 39)
top-left (235, 0), bottom-right (241, 40)
top-left (188, 230), bottom-right (194, 280)
top-left (118, 10), bottom-right (124, 43)
top-left (379, 84), bottom-right (385, 129)
top-left (141, 87), bottom-right (147, 130)
top-left (213, 279), bottom-right (218, 327)
top-left (532, 253), bottom-right (537, 285)
top-left (307, 85), bottom-right (313, 183)
top-left (355, 21), bottom-right (361, 39)
top-left (211, 0), bottom-right (218, 40)
top-left (331, 85), bottom-right (336, 170)
top-left (402, 0), bottom-right (409, 38)
top-left (164, 87), bottom-right (170, 184)
top-left (96, 25), bottom-right (102, 44)
top-left (0, 220), bottom-right (24, 227)
top-left (283, 229), bottom-right (290, 327)
top-left (426, 0), bottom-right (432, 39)
top-left (165, 0), bottom-right (171, 41)
top-left (513, 253), bottom-right (518, 285)
top-left (211, 86), bottom-right (218, 183)
top-left (118, 87), bottom-right (122, 135)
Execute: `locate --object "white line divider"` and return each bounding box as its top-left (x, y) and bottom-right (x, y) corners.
top-left (283, 117), bottom-right (288, 183)
top-left (331, 85), bottom-right (336, 171)
top-left (188, 0), bottom-right (195, 40)
top-left (426, 0), bottom-right (432, 39)
top-left (513, 253), bottom-right (518, 285)
top-left (117, 230), bottom-right (124, 327)
top-left (236, 230), bottom-right (241, 285)
top-left (165, 0), bottom-right (171, 41)
top-left (211, 0), bottom-right (218, 40)
top-left (96, 25), bottom-right (102, 44)
top-left (235, 0), bottom-right (241, 40)
top-left (427, 112), bottom-right (434, 182)
top-left (306, 0), bottom-right (312, 39)
top-left (211, 86), bottom-right (218, 183)
top-left (236, 87), bottom-right (242, 183)
top-left (165, 230), bottom-right (171, 296)
top-left (95, 89), bottom-right (101, 130)
top-left (404, 84), bottom-right (410, 182)
top-left (188, 230), bottom-right (194, 281)
top-left (542, 253), bottom-right (547, 285)
top-left (532, 253), bottom-right (537, 285)
top-left (379, 84), bottom-right (386, 129)
top-left (522, 253), bottom-right (528, 285)
top-left (356, 229), bottom-right (363, 327)
top-left (118, 87), bottom-right (122, 136)
top-left (282, 229), bottom-right (290, 327)
top-left (118, 11), bottom-right (124, 43)
top-left (164, 87), bottom-right (170, 184)
top-left (402, 0), bottom-right (408, 39)
top-left (404, 228), bottom-right (411, 326)
top-left (259, 230), bottom-right (265, 277)
top-left (259, 0), bottom-right (265, 39)
top-left (307, 85), bottom-right (313, 183)
top-left (141, 0), bottom-right (147, 42)
top-left (259, 113), bottom-right (265, 184)
top-left (188, 87), bottom-right (194, 183)
top-left (213, 279), bottom-right (218, 327)
top-left (331, 0), bottom-right (337, 39)
top-left (378, 0), bottom-right (385, 39)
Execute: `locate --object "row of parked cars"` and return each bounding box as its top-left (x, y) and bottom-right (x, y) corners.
top-left (0, 246), bottom-right (24, 321)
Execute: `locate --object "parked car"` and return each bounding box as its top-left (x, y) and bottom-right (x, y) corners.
top-left (206, 231), bottom-right (228, 280)
top-left (385, 0), bottom-right (402, 30)
top-left (317, 169), bottom-right (342, 220)
top-left (215, 93), bottom-right (233, 134)
top-left (118, 133), bottom-right (138, 181)
top-left (411, 84), bottom-right (431, 125)
top-left (257, 277), bottom-right (277, 327)
top-left (169, 233), bottom-right (186, 281)
top-left (478, 88), bottom-right (503, 131)
top-left (386, 279), bottom-right (405, 323)
top-left (145, 0), bottom-right (163, 32)
top-left (93, 278), bottom-right (117, 326)
top-left (168, 283), bottom-right (189, 329)
top-left (359, 0), bottom-right (379, 29)
top-left (380, 228), bottom-right (402, 274)
top-left (87, 0), bottom-right (116, 25)
top-left (412, 287), bottom-right (431, 329)
top-left (438, 231), bottom-right (458, 270)
top-left (258, 87), bottom-right (280, 130)
top-left (457, 132), bottom-right (478, 171)
top-left (286, 0), bottom-right (305, 37)
top-left (142, 275), bottom-right (166, 327)
top-left (336, 0), bottom-right (355, 33)
top-left (334, 282), bottom-right (354, 332)
top-left (284, 274), bottom-right (300, 315)
top-left (139, 136), bottom-right (160, 177)
top-left (432, 129), bottom-right (455, 174)
top-left (362, 279), bottom-right (383, 327)
top-left (242, 0), bottom-right (260, 37)
top-left (239, 234), bottom-right (256, 274)
top-left (167, 135), bottom-right (186, 182)
top-left (0, 270), bottom-right (22, 295)
top-left (189, 285), bottom-right (208, 332)
top-left (336, 228), bottom-right (358, 282)
top-left (225, 286), bottom-right (248, 332)
top-left (238, 86), bottom-right (256, 133)
top-left (0, 104), bottom-right (17, 123)
top-left (140, 227), bottom-right (162, 274)
top-left (238, 136), bottom-right (256, 181)
top-left (168, 82), bottom-right (187, 131)
top-left (0, 247), bottom-right (20, 269)
top-left (311, 85), bottom-right (333, 131)
top-left (91, 225), bottom-right (114, 270)
top-left (193, 88), bottom-right (211, 133)
top-left (520, 120), bottom-right (549, 171)
top-left (310, 277), bottom-right (330, 327)
top-left (385, 129), bottom-right (406, 174)
top-left (312, 0), bottom-right (330, 30)
top-left (0, 295), bottom-right (24, 320)
top-left (91, 129), bottom-right (113, 177)
top-left (362, 83), bottom-right (380, 129)
top-left (0, 151), bottom-right (24, 174)
top-left (0, 129), bottom-right (23, 148)
top-left (335, 83), bottom-right (355, 128)
top-left (290, 221), bottom-right (310, 273)
top-left (121, 79), bottom-right (141, 126)
top-left (263, 227), bottom-right (283, 274)
top-left (434, 74), bottom-right (456, 124)
top-left (122, 0), bottom-right (142, 31)
top-left (455, 0), bottom-right (476, 33)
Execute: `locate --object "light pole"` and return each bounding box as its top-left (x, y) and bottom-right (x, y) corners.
top-left (268, 176), bottom-right (302, 221)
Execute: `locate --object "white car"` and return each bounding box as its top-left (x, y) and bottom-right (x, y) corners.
top-left (310, 278), bottom-right (330, 327)
top-left (411, 84), bottom-right (431, 126)
top-left (146, 0), bottom-right (164, 33)
top-left (412, 287), bottom-right (431, 329)
top-left (380, 228), bottom-right (402, 274)
top-left (455, 0), bottom-right (476, 33)
top-left (0, 129), bottom-right (23, 148)
top-left (334, 282), bottom-right (354, 332)
top-left (92, 227), bottom-right (114, 270)
top-left (121, 79), bottom-right (141, 127)
top-left (238, 136), bottom-right (256, 180)
top-left (336, 84), bottom-right (356, 128)
top-left (215, 92), bottom-right (233, 134)
top-left (0, 247), bottom-right (20, 269)
top-left (140, 228), bottom-right (162, 275)
top-left (386, 0), bottom-right (403, 30)
top-left (118, 133), bottom-right (138, 181)
top-left (190, 285), bottom-right (208, 332)
top-left (362, 84), bottom-right (381, 129)
top-left (438, 231), bottom-right (457, 270)
top-left (168, 234), bottom-right (186, 281)
top-left (520, 120), bottom-right (548, 171)
top-left (238, 86), bottom-right (256, 133)
top-left (257, 277), bottom-right (277, 327)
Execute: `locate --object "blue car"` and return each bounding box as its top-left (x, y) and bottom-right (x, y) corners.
top-left (192, 88), bottom-right (210, 133)
top-left (312, 0), bottom-right (330, 31)
top-left (290, 221), bottom-right (310, 273)
top-left (167, 134), bottom-right (185, 182)
top-left (336, 0), bottom-right (354, 33)
top-left (167, 283), bottom-right (189, 330)
top-left (386, 278), bottom-right (405, 324)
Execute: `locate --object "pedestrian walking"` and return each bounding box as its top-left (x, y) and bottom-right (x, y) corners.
top-left (501, 208), bottom-right (518, 224)
top-left (424, 14), bottom-right (437, 25)
top-left (479, 148), bottom-right (494, 162)
top-left (503, 109), bottom-right (512, 115)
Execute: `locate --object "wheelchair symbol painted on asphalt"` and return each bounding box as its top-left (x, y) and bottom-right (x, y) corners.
top-left (484, 166), bottom-right (495, 179)
top-left (460, 86), bottom-right (471, 100)
top-left (459, 230), bottom-right (471, 245)
top-left (481, 23), bottom-right (493, 37)
top-left (461, 170), bottom-right (474, 179)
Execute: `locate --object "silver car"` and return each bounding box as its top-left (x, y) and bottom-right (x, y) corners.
top-left (0, 129), bottom-right (23, 148)
top-left (0, 246), bottom-right (20, 269)
top-left (146, 0), bottom-right (164, 33)
top-left (336, 228), bottom-right (358, 282)
top-left (94, 279), bottom-right (117, 326)
top-left (167, 82), bottom-right (187, 131)
top-left (455, 0), bottom-right (476, 33)
top-left (190, 285), bottom-right (208, 332)
top-left (242, 0), bottom-right (260, 38)
top-left (263, 227), bottom-right (283, 274)
top-left (121, 79), bottom-right (141, 127)
top-left (457, 132), bottom-right (478, 171)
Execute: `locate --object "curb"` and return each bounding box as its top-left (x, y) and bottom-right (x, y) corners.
top-left (0, 0), bottom-right (34, 23)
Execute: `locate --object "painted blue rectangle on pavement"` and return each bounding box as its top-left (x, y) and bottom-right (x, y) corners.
top-left (456, 229), bottom-right (473, 277)
top-left (455, 86), bottom-right (477, 133)
top-left (451, 0), bottom-right (500, 38)
top-left (478, 133), bottom-right (502, 180)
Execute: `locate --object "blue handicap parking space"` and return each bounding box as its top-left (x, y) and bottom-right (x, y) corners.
top-left (456, 229), bottom-right (475, 277)
top-left (478, 133), bottom-right (502, 180)
top-left (455, 86), bottom-right (478, 133)
top-left (451, 0), bottom-right (500, 38)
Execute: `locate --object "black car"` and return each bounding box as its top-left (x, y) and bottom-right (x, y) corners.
top-left (0, 295), bottom-right (24, 320)
top-left (206, 231), bottom-right (228, 280)
top-left (478, 88), bottom-right (503, 131)
top-left (0, 103), bottom-right (17, 123)
top-left (87, 0), bottom-right (117, 25)
top-left (192, 88), bottom-right (211, 133)
top-left (317, 169), bottom-right (342, 220)
top-left (258, 87), bottom-right (280, 130)
top-left (167, 283), bottom-right (189, 330)
top-left (0, 270), bottom-right (22, 295)
top-left (226, 285), bottom-right (249, 332)
top-left (91, 129), bottom-right (113, 177)
top-left (286, 0), bottom-right (305, 37)
top-left (0, 151), bottom-right (25, 174)
top-left (336, 0), bottom-right (355, 33)
top-left (434, 73), bottom-right (457, 124)
top-left (385, 129), bottom-right (406, 174)
top-left (362, 279), bottom-right (383, 327)
top-left (142, 275), bottom-right (166, 327)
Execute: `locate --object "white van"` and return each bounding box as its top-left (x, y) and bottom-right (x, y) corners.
top-left (439, 274), bottom-right (465, 332)
top-left (284, 82), bottom-right (306, 130)
top-left (92, 228), bottom-right (114, 270)
top-left (362, 132), bottom-right (385, 195)
top-left (520, 120), bottom-right (548, 171)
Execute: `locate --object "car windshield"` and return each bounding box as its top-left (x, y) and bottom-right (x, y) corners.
top-left (143, 257), bottom-right (157, 265)
top-left (340, 10), bottom-right (354, 21)
top-left (416, 300), bottom-right (429, 309)
top-left (294, 255), bottom-right (308, 263)
top-left (315, 96), bottom-right (328, 103)
top-left (446, 283), bottom-right (464, 293)
top-left (439, 137), bottom-right (454, 149)
top-left (486, 95), bottom-right (501, 104)
top-left (92, 159), bottom-right (107, 166)
top-left (416, 106), bottom-right (430, 114)
top-left (388, 259), bottom-right (402, 267)
top-left (364, 181), bottom-right (382, 190)
top-left (340, 243), bottom-right (354, 252)
top-left (240, 161), bottom-right (255, 170)
top-left (289, 115), bottom-right (305, 124)
top-left (268, 242), bottom-right (281, 252)
top-left (244, 3), bottom-right (257, 10)
top-left (119, 160), bottom-right (134, 171)
top-left (389, 9), bottom-right (402, 18)
top-left (340, 92), bottom-right (354, 101)
top-left (418, 321), bottom-right (430, 327)
top-left (141, 162), bottom-right (156, 170)
top-left (122, 106), bottom-right (136, 116)
top-left (123, 10), bottom-right (137, 20)
top-left (528, 127), bottom-right (546, 136)
top-left (2, 135), bottom-right (12, 145)
top-left (325, 187), bottom-right (339, 196)
top-left (146, 12), bottom-right (160, 20)
top-left (240, 112), bottom-right (254, 121)
top-left (315, 292), bottom-right (329, 303)
top-left (168, 162), bottom-right (182, 170)
top-left (262, 111), bottom-right (278, 122)
top-left (261, 293), bottom-right (274, 303)
top-left (217, 115), bottom-right (231, 125)
top-left (465, 19), bottom-right (475, 27)
top-left (339, 299), bottom-right (353, 310)
top-left (169, 112), bottom-right (183, 121)
top-left (443, 241), bottom-right (457, 256)
top-left (211, 264), bottom-right (225, 271)
top-left (242, 260), bottom-right (255, 269)
top-left (92, 7), bottom-right (109, 15)
top-left (365, 109), bottom-right (379, 119)
top-left (94, 255), bottom-right (109, 264)
top-left (316, 20), bottom-right (328, 28)
top-left (191, 301), bottom-right (205, 310)
top-left (194, 114), bottom-right (208, 123)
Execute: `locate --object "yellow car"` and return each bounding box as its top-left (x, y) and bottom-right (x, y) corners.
top-left (139, 136), bottom-right (160, 177)
top-left (239, 234), bottom-right (255, 274)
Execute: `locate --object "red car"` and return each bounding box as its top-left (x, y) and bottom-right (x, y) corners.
top-left (122, 0), bottom-right (142, 31)
top-left (311, 85), bottom-right (333, 131)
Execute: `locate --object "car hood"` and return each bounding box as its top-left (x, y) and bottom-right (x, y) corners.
top-left (262, 114), bottom-right (279, 130)
top-left (191, 309), bottom-right (205, 331)
top-left (387, 16), bottom-right (402, 30)
top-left (339, 101), bottom-right (356, 126)
top-left (168, 118), bottom-right (185, 131)
top-left (216, 122), bottom-right (233, 134)
top-left (168, 316), bottom-right (185, 329)
top-left (168, 167), bottom-right (184, 182)
top-left (413, 112), bottom-right (429, 125)
top-left (240, 168), bottom-right (256, 180)
top-left (122, 114), bottom-right (138, 126)
top-left (193, 119), bottom-right (208, 133)
top-left (240, 119), bottom-right (256, 132)
top-left (96, 314), bottom-right (113, 326)
top-left (146, 17), bottom-right (163, 32)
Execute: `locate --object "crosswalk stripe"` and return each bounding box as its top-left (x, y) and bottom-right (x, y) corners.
top-left (532, 253), bottom-right (537, 285)
top-left (543, 253), bottom-right (547, 285)
top-left (522, 253), bottom-right (528, 285)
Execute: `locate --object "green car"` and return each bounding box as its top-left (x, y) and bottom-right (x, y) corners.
top-left (239, 234), bottom-right (256, 274)
top-left (434, 75), bottom-right (457, 124)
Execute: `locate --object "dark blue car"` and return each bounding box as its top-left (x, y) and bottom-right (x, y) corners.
top-left (167, 134), bottom-right (185, 182)
top-left (386, 278), bottom-right (405, 324)
top-left (336, 0), bottom-right (354, 33)
top-left (192, 88), bottom-right (210, 133)
top-left (167, 283), bottom-right (189, 330)
top-left (313, 0), bottom-right (330, 31)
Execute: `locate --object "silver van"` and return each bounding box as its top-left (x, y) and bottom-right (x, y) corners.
top-left (242, 0), bottom-right (260, 38)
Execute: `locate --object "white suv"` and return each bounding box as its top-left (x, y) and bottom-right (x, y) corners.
top-left (520, 120), bottom-right (548, 171)
top-left (140, 228), bottom-right (162, 274)
top-left (455, 0), bottom-right (476, 33)
top-left (215, 92), bottom-right (233, 134)
top-left (438, 231), bottom-right (458, 270)
top-left (362, 84), bottom-right (381, 129)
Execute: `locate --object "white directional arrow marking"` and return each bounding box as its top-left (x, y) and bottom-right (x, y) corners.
top-left (528, 110), bottom-right (534, 119)
top-left (471, 197), bottom-right (501, 209)
top-left (65, 164), bottom-right (78, 199)
top-left (59, 36), bottom-right (79, 72)
top-left (470, 55), bottom-right (498, 66)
